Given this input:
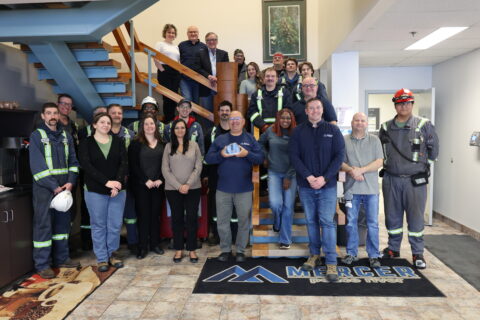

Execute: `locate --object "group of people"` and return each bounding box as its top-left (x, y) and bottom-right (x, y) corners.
top-left (29, 24), bottom-right (439, 284)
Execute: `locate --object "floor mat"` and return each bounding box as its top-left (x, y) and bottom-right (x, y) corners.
top-left (0, 266), bottom-right (116, 320)
top-left (425, 234), bottom-right (480, 291)
top-left (193, 257), bottom-right (444, 297)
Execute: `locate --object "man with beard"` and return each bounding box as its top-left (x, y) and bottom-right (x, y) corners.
top-left (29, 102), bottom-right (81, 279)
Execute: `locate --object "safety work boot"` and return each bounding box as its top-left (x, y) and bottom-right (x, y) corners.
top-left (326, 264), bottom-right (338, 282)
top-left (412, 254), bottom-right (427, 269)
top-left (109, 253), bottom-right (124, 268)
top-left (341, 255), bottom-right (359, 265)
top-left (301, 255), bottom-right (321, 271)
top-left (97, 262), bottom-right (109, 272)
top-left (369, 258), bottom-right (381, 268)
top-left (381, 247), bottom-right (400, 259)
top-left (38, 268), bottom-right (55, 279)
top-left (56, 258), bottom-right (81, 268)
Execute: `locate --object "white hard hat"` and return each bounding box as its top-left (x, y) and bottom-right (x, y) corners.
top-left (141, 96), bottom-right (158, 109)
top-left (50, 190), bottom-right (73, 212)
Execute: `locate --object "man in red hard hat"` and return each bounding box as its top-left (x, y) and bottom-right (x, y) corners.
top-left (379, 88), bottom-right (439, 269)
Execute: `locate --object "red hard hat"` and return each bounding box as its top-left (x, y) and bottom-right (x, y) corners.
top-left (392, 88), bottom-right (414, 103)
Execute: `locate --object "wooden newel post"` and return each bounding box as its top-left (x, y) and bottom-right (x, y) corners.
top-left (214, 62), bottom-right (238, 124)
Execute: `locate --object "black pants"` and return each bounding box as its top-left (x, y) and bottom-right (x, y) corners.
top-left (165, 188), bottom-right (201, 251)
top-left (134, 185), bottom-right (163, 251)
top-left (157, 65), bottom-right (181, 123)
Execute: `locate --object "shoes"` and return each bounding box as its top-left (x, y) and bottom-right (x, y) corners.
top-left (137, 248), bottom-right (147, 260)
top-left (98, 262), bottom-right (109, 272)
top-left (341, 255), bottom-right (359, 265)
top-left (412, 254), bottom-right (427, 269)
top-left (279, 243), bottom-right (290, 249)
top-left (326, 264), bottom-right (338, 282)
top-left (369, 257), bottom-right (381, 268)
top-left (56, 258), bottom-right (81, 268)
top-left (189, 251), bottom-right (199, 264)
top-left (217, 252), bottom-right (231, 262)
top-left (208, 236), bottom-right (220, 246)
top-left (173, 252), bottom-right (183, 263)
top-left (273, 226), bottom-right (280, 233)
top-left (236, 253), bottom-right (246, 262)
top-left (152, 246), bottom-right (165, 255)
top-left (381, 247), bottom-right (400, 259)
top-left (38, 268), bottom-right (55, 279)
top-left (301, 255), bottom-right (321, 271)
top-left (109, 254), bottom-right (124, 269)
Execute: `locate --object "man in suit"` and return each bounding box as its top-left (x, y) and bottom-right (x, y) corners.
top-left (195, 32), bottom-right (229, 129)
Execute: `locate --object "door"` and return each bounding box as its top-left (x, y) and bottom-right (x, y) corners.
top-left (0, 203), bottom-right (12, 288)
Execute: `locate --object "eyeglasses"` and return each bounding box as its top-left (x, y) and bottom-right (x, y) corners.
top-left (58, 101), bottom-right (73, 107)
top-left (206, 38), bottom-right (218, 42)
top-left (229, 116), bottom-right (242, 121)
top-left (303, 84), bottom-right (317, 89)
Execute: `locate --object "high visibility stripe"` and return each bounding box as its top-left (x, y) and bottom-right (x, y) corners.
top-left (213, 217), bottom-right (217, 222)
top-left (80, 225), bottom-right (91, 229)
top-left (69, 166), bottom-right (79, 173)
top-left (52, 234), bottom-right (69, 241)
top-left (387, 228), bottom-right (403, 235)
top-left (296, 93), bottom-right (301, 101)
top-left (408, 230), bottom-right (424, 237)
top-left (62, 131), bottom-right (68, 160)
top-left (415, 118), bottom-right (428, 132)
top-left (210, 126), bottom-right (217, 143)
top-left (250, 112), bottom-right (260, 123)
top-left (87, 125), bottom-right (92, 137)
top-left (37, 129), bottom-right (53, 170)
top-left (33, 168), bottom-right (70, 181)
top-left (124, 218), bottom-right (137, 224)
top-left (256, 89), bottom-right (263, 115)
top-left (264, 118), bottom-right (276, 123)
top-left (33, 240), bottom-right (52, 248)
top-left (123, 127), bottom-right (131, 148)
top-left (277, 87), bottom-right (283, 111)
top-left (230, 218), bottom-right (238, 223)
top-left (133, 121), bottom-right (139, 133)
top-left (260, 174), bottom-right (268, 180)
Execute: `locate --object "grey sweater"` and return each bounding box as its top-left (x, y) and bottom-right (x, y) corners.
top-left (259, 126), bottom-right (296, 179)
top-left (161, 141), bottom-right (202, 190)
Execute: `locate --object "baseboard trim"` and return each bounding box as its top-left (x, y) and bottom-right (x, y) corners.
top-left (433, 211), bottom-right (480, 241)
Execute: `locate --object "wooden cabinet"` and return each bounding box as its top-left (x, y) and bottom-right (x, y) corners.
top-left (0, 190), bottom-right (33, 289)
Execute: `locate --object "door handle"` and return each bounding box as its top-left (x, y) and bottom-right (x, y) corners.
top-left (9, 209), bottom-right (14, 222)
top-left (0, 210), bottom-right (8, 223)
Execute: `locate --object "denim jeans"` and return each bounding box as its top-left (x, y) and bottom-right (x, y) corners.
top-left (268, 170), bottom-right (297, 245)
top-left (346, 194), bottom-right (380, 258)
top-left (298, 186), bottom-right (337, 265)
top-left (85, 190), bottom-right (126, 263)
top-left (179, 78), bottom-right (200, 104)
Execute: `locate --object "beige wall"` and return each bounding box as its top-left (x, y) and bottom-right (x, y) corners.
top-left (104, 0), bottom-right (374, 73)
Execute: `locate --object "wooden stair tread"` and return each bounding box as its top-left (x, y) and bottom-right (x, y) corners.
top-left (33, 59), bottom-right (121, 69)
top-left (252, 242), bottom-right (309, 258)
top-left (20, 42), bottom-right (113, 52)
top-left (100, 90), bottom-right (132, 97)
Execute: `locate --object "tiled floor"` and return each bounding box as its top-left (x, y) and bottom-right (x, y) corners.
top-left (67, 214), bottom-right (480, 320)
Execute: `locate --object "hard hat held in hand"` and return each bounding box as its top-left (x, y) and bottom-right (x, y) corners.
top-left (50, 190), bottom-right (73, 212)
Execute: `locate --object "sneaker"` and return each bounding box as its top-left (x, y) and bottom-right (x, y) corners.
top-left (109, 254), bottom-right (124, 268)
top-left (301, 255), bottom-right (320, 271)
top-left (325, 264), bottom-right (338, 282)
top-left (235, 253), bottom-right (246, 262)
top-left (98, 262), bottom-right (109, 272)
top-left (369, 257), bottom-right (381, 268)
top-left (279, 243), bottom-right (290, 249)
top-left (381, 247), bottom-right (400, 259)
top-left (341, 255), bottom-right (359, 265)
top-left (412, 254), bottom-right (426, 269)
top-left (56, 258), bottom-right (81, 268)
top-left (38, 268), bottom-right (55, 279)
top-left (217, 252), bottom-right (231, 262)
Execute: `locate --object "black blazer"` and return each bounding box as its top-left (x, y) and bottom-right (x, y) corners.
top-left (195, 47), bottom-right (229, 97)
top-left (79, 135), bottom-right (128, 195)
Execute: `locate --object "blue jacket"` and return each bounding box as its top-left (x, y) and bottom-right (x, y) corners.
top-left (29, 122), bottom-right (79, 192)
top-left (289, 121), bottom-right (345, 189)
top-left (205, 131), bottom-right (264, 193)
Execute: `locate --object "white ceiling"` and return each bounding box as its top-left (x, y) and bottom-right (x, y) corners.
top-left (337, 0), bottom-right (480, 67)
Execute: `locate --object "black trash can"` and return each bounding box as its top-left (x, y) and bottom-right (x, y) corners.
top-left (337, 200), bottom-right (367, 247)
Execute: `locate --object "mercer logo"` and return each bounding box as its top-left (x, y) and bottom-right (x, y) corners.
top-left (203, 265), bottom-right (288, 284)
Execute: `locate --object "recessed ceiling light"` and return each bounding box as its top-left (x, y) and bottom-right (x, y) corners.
top-left (405, 27), bottom-right (468, 50)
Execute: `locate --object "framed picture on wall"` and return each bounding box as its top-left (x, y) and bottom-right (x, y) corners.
top-left (262, 0), bottom-right (306, 62)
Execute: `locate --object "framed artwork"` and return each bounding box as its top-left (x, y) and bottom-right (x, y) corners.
top-left (262, 0), bottom-right (306, 62)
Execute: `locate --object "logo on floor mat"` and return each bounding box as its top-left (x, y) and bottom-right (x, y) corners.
top-left (203, 265), bottom-right (288, 283)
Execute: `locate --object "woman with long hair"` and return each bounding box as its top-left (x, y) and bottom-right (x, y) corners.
top-left (239, 62), bottom-right (262, 100)
top-left (79, 113), bottom-right (128, 272)
top-left (162, 119), bottom-right (202, 263)
top-left (259, 109), bottom-right (297, 249)
top-left (129, 115), bottom-right (165, 259)
top-left (154, 23), bottom-right (180, 122)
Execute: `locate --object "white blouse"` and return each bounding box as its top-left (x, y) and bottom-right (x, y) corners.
top-left (154, 41), bottom-right (180, 64)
